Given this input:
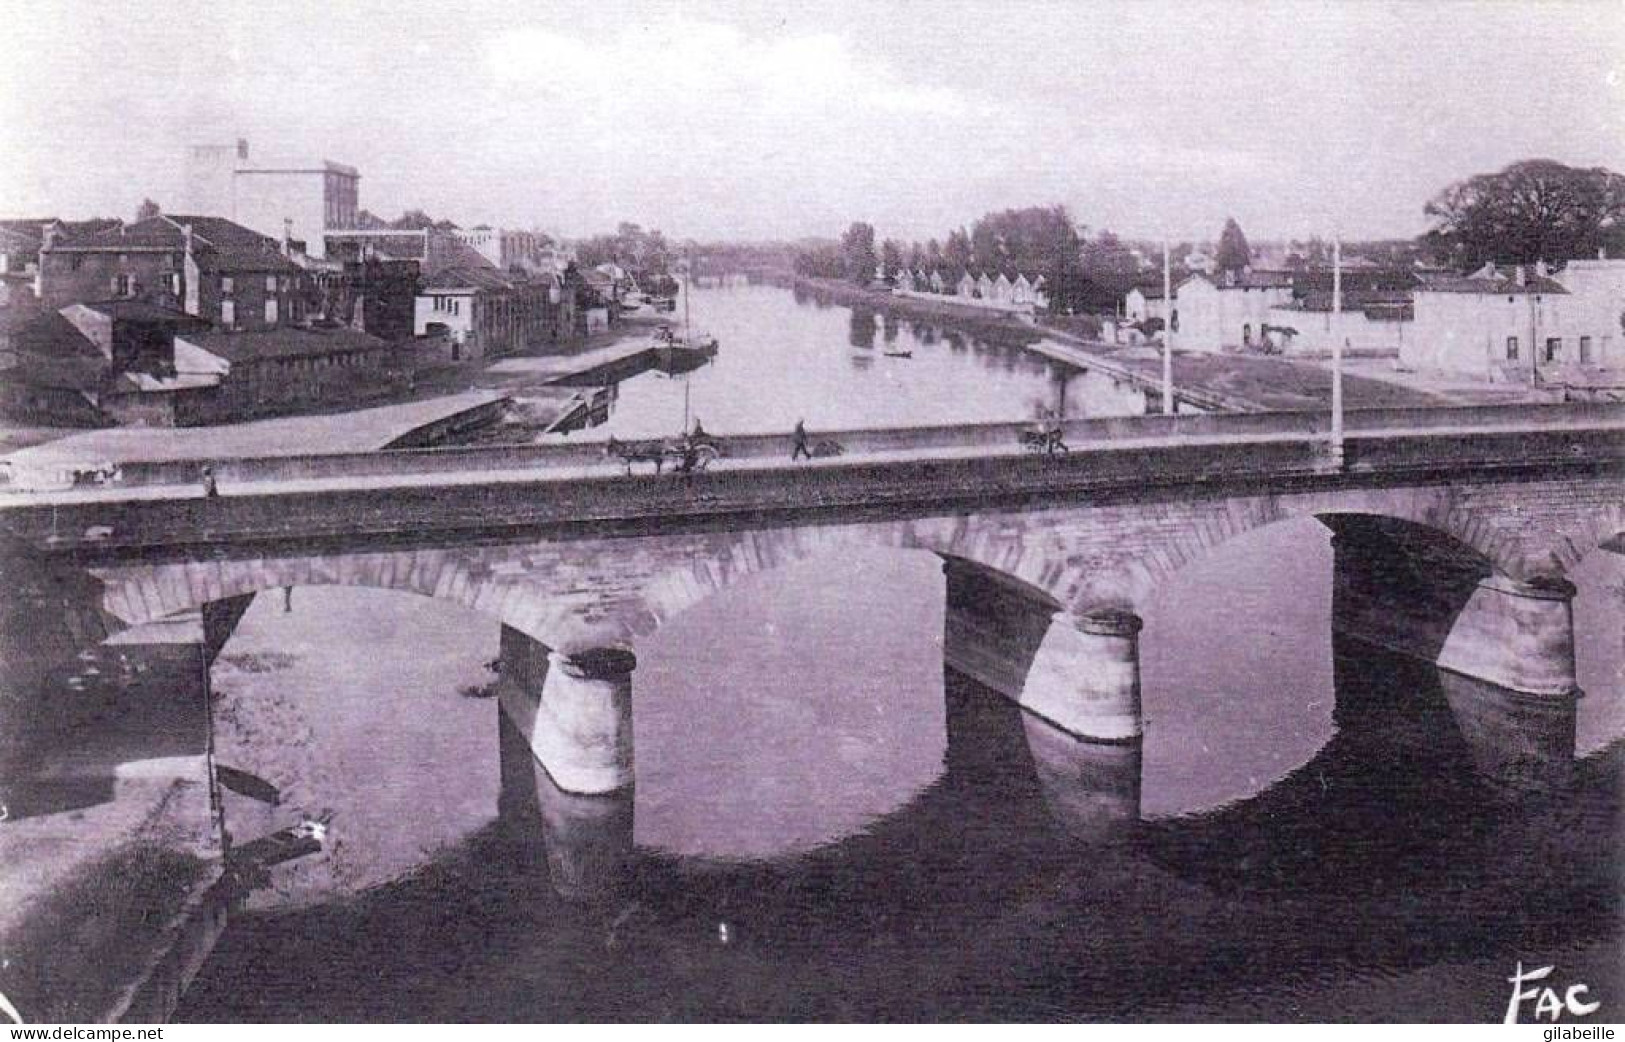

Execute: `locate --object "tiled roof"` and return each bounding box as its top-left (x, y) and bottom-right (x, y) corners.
top-left (72, 299), bottom-right (212, 327)
top-left (421, 265), bottom-right (512, 293)
top-left (51, 215), bottom-right (298, 272)
top-left (180, 327), bottom-right (389, 363)
top-left (6, 310), bottom-right (103, 360)
top-left (1414, 271), bottom-right (1566, 295)
top-left (10, 351), bottom-right (106, 392)
top-left (0, 220), bottom-right (55, 245)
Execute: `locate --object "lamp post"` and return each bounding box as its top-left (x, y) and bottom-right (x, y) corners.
top-left (1162, 239), bottom-right (1174, 414)
top-left (1331, 235), bottom-right (1344, 467)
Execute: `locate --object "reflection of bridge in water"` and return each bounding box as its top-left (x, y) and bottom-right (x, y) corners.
top-left (175, 636), bottom-right (1621, 1021)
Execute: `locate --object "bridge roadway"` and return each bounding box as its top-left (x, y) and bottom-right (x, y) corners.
top-left (0, 403), bottom-right (1619, 555)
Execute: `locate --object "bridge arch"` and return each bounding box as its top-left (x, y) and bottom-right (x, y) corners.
top-left (633, 516), bottom-right (1073, 635)
top-left (1056, 486), bottom-right (1538, 613)
top-left (87, 547), bottom-right (636, 653)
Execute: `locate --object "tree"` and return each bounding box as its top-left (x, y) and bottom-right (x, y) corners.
top-left (391, 209), bottom-right (439, 231)
top-left (1423, 159), bottom-right (1625, 267)
top-left (840, 222), bottom-right (878, 286)
top-left (881, 239), bottom-right (904, 282)
top-left (136, 198), bottom-right (161, 221)
top-left (944, 227), bottom-right (973, 270)
top-left (964, 205), bottom-right (1088, 312)
top-left (906, 241), bottom-right (925, 271)
top-left (925, 238), bottom-right (944, 267)
top-left (1079, 229), bottom-right (1142, 293)
top-left (1215, 218), bottom-right (1251, 274)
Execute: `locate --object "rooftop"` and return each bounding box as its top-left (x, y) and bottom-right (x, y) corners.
top-left (179, 326), bottom-right (389, 363)
top-left (68, 299), bottom-right (213, 328)
top-left (1414, 269), bottom-right (1567, 295)
top-left (50, 215), bottom-right (299, 273)
top-left (421, 265), bottom-right (513, 293)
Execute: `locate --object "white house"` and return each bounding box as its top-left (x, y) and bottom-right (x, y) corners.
top-left (1171, 271), bottom-right (1294, 352)
top-left (1263, 299), bottom-right (1411, 356)
top-left (1012, 273), bottom-right (1048, 308)
top-left (1405, 260), bottom-right (1621, 380)
top-left (1550, 258), bottom-right (1625, 367)
top-left (1123, 286), bottom-right (1170, 324)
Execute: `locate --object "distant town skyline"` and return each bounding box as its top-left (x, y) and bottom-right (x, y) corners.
top-left (4, 0), bottom-right (1621, 245)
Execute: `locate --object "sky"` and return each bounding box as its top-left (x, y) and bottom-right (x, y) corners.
top-left (2, 0), bottom-right (1622, 245)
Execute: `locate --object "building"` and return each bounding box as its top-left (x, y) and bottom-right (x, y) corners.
top-left (1550, 258), bottom-right (1625, 368)
top-left (1405, 261), bottom-right (1621, 381)
top-left (0, 297), bottom-right (400, 426)
top-left (182, 139), bottom-right (359, 259)
top-left (1122, 284), bottom-right (1170, 324)
top-left (37, 215), bottom-right (309, 332)
top-left (1171, 270), bottom-right (1295, 352)
top-left (452, 226), bottom-right (548, 272)
top-left (1263, 297), bottom-right (1412, 356)
top-left (308, 257), bottom-right (420, 343)
top-left (172, 326), bottom-right (401, 422)
top-left (414, 266), bottom-right (564, 361)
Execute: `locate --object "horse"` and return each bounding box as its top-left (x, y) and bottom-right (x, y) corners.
top-left (1020, 428), bottom-right (1068, 455)
top-left (605, 436), bottom-right (674, 474)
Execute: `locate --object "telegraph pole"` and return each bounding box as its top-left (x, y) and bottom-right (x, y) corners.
top-left (1331, 235), bottom-right (1345, 467)
top-left (1162, 239), bottom-right (1174, 414)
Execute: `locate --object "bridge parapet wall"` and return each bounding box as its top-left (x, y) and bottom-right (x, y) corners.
top-left (7, 402), bottom-right (1618, 493)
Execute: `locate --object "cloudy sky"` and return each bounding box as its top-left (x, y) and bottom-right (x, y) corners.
top-left (3, 0), bottom-right (1621, 244)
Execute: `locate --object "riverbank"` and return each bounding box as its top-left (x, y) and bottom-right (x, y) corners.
top-left (793, 277), bottom-right (1453, 412)
top-left (793, 277), bottom-right (1050, 351)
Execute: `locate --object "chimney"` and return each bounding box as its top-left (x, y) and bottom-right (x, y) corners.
top-left (282, 217), bottom-right (294, 257)
top-left (182, 222), bottom-right (195, 260)
top-left (1515, 265), bottom-right (1526, 287)
top-left (40, 224), bottom-right (57, 252)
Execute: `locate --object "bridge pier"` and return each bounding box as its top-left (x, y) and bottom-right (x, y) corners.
top-left (943, 661), bottom-right (1141, 842)
top-left (496, 626), bottom-right (635, 795)
top-left (497, 710), bottom-right (634, 901)
top-left (1329, 525), bottom-right (1578, 697)
top-left (942, 559), bottom-right (1143, 742)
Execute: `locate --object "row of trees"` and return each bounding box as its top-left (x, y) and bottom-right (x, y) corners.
top-left (795, 206), bottom-right (1101, 312)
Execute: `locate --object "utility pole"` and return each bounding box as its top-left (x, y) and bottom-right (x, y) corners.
top-left (1162, 239), bottom-right (1174, 414)
top-left (1331, 235), bottom-right (1345, 467)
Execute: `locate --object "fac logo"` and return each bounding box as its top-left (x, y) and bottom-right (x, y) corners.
top-left (1506, 962), bottom-right (1600, 1024)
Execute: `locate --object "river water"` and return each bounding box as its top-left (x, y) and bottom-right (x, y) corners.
top-left (42, 283), bottom-right (1623, 1022)
top-left (545, 280), bottom-right (1149, 441)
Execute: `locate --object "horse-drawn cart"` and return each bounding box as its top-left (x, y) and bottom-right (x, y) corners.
top-left (605, 434), bottom-right (722, 475)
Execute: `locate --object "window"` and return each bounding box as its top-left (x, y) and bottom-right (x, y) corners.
top-left (264, 299), bottom-right (278, 326)
top-left (1579, 336), bottom-right (1593, 363)
top-left (221, 300), bottom-right (236, 329)
top-left (1243, 323), bottom-right (1253, 346)
top-left (1544, 337), bottom-right (1562, 362)
top-left (1506, 336), bottom-right (1519, 361)
top-left (221, 276), bottom-right (234, 294)
top-left (170, 273), bottom-right (182, 297)
top-left (265, 275), bottom-right (277, 293)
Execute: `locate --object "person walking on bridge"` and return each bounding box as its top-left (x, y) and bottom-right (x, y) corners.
top-left (791, 419), bottom-right (811, 462)
top-left (201, 465), bottom-right (218, 498)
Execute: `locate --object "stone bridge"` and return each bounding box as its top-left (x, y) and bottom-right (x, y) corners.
top-left (2, 404), bottom-right (1620, 796)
